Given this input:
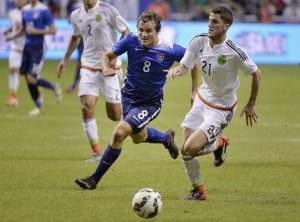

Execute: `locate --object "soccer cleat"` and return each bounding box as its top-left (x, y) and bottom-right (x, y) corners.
top-left (164, 129), bottom-right (179, 159)
top-left (75, 176), bottom-right (97, 190)
top-left (55, 83), bottom-right (63, 103)
top-left (29, 107), bottom-right (41, 116)
top-left (84, 153), bottom-right (102, 162)
top-left (183, 185), bottom-right (207, 201)
top-left (213, 136), bottom-right (230, 167)
top-left (6, 96), bottom-right (19, 107)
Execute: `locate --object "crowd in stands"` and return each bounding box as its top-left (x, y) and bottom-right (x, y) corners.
top-left (147, 0), bottom-right (300, 23)
top-left (5, 0), bottom-right (300, 23)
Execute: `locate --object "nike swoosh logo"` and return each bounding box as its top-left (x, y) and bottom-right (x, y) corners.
top-left (103, 161), bottom-right (111, 165)
top-left (135, 48), bottom-right (143, 51)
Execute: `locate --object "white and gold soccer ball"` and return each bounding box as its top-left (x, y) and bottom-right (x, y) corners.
top-left (132, 188), bottom-right (163, 219)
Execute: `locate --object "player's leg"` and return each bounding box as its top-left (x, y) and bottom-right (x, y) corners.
top-left (32, 50), bottom-right (62, 102)
top-left (80, 94), bottom-right (102, 162)
top-left (20, 46), bottom-right (42, 115)
top-left (120, 99), bottom-right (177, 159)
top-left (180, 96), bottom-right (213, 200)
top-left (102, 69), bottom-right (122, 121)
top-left (6, 50), bottom-right (21, 106)
top-left (6, 68), bottom-right (20, 106)
top-left (181, 127), bottom-right (207, 200)
top-left (78, 68), bottom-right (104, 161)
top-left (75, 120), bottom-right (132, 189)
top-left (36, 75), bottom-right (62, 103)
top-left (26, 74), bottom-right (42, 115)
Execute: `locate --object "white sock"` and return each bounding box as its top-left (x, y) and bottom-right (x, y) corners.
top-left (11, 73), bottom-right (19, 92)
top-left (82, 118), bottom-right (99, 142)
top-left (197, 140), bottom-right (218, 156)
top-left (182, 156), bottom-right (202, 187)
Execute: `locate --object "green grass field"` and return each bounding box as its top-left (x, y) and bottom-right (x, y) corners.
top-left (0, 60), bottom-right (299, 222)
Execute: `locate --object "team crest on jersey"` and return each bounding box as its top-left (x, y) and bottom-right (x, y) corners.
top-left (95, 14), bottom-right (102, 22)
top-left (156, 53), bottom-right (165, 62)
top-left (33, 12), bottom-right (40, 19)
top-left (217, 55), bottom-right (226, 65)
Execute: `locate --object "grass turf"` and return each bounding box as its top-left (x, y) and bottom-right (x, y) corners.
top-left (0, 60), bottom-right (299, 222)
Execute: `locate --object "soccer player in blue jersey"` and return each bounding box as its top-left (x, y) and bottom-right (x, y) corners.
top-left (10, 0), bottom-right (62, 115)
top-left (75, 11), bottom-right (199, 190)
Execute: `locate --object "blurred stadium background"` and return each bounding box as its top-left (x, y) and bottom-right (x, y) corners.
top-left (1, 0), bottom-right (300, 64)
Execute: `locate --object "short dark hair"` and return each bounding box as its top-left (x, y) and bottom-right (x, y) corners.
top-left (211, 6), bottom-right (233, 26)
top-left (137, 11), bottom-right (162, 32)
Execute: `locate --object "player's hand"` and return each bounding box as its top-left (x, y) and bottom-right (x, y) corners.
top-left (240, 103), bottom-right (258, 127)
top-left (163, 66), bottom-right (181, 79)
top-left (5, 36), bottom-right (13, 41)
top-left (26, 23), bottom-right (38, 35)
top-left (57, 60), bottom-right (67, 79)
top-left (190, 90), bottom-right (197, 107)
top-left (103, 68), bottom-right (116, 77)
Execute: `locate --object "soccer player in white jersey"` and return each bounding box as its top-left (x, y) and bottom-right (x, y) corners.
top-left (3, 0), bottom-right (26, 106)
top-left (57, 0), bottom-right (130, 162)
top-left (166, 6), bottom-right (261, 200)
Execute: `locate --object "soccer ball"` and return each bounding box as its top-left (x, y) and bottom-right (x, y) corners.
top-left (132, 188), bottom-right (163, 219)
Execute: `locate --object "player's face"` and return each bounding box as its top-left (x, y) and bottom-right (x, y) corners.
top-left (14, 0), bottom-right (26, 8)
top-left (208, 13), bottom-right (229, 41)
top-left (82, 0), bottom-right (97, 9)
top-left (138, 20), bottom-right (159, 48)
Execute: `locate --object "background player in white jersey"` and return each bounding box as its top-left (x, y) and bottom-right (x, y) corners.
top-left (3, 0), bottom-right (26, 106)
top-left (74, 11), bottom-right (199, 190)
top-left (166, 6), bottom-right (261, 200)
top-left (56, 0), bottom-right (130, 162)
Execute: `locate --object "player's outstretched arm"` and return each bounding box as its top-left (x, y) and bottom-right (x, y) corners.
top-left (5, 25), bottom-right (23, 41)
top-left (102, 50), bottom-right (118, 76)
top-left (190, 62), bottom-right (200, 106)
top-left (26, 23), bottom-right (56, 35)
top-left (57, 35), bottom-right (81, 78)
top-left (240, 68), bottom-right (261, 126)
top-left (165, 63), bottom-right (189, 78)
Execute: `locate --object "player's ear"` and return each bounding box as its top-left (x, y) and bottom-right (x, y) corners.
top-left (225, 24), bottom-right (230, 31)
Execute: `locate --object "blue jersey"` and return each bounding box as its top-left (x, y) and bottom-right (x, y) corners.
top-left (22, 2), bottom-right (54, 47)
top-left (113, 32), bottom-right (186, 104)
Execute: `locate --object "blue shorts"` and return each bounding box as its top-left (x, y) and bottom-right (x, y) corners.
top-left (20, 44), bottom-right (44, 77)
top-left (122, 99), bottom-right (163, 134)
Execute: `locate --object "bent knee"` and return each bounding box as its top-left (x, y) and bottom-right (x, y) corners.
top-left (181, 143), bottom-right (200, 156)
top-left (107, 112), bottom-right (121, 121)
top-left (26, 75), bottom-right (36, 84)
top-left (112, 128), bottom-right (127, 144)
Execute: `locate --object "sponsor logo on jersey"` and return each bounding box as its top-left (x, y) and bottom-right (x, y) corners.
top-left (156, 53), bottom-right (165, 62)
top-left (95, 14), bottom-right (102, 22)
top-left (217, 55), bottom-right (226, 65)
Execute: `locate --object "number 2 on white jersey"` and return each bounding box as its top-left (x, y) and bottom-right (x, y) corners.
top-left (87, 24), bottom-right (92, 36)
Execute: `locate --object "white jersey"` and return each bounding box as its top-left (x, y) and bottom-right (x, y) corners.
top-left (70, 1), bottom-right (129, 68)
top-left (8, 8), bottom-right (25, 51)
top-left (181, 33), bottom-right (258, 108)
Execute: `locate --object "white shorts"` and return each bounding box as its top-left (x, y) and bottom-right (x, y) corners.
top-left (9, 49), bottom-right (22, 69)
top-left (181, 96), bottom-right (236, 143)
top-left (78, 68), bottom-right (122, 103)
